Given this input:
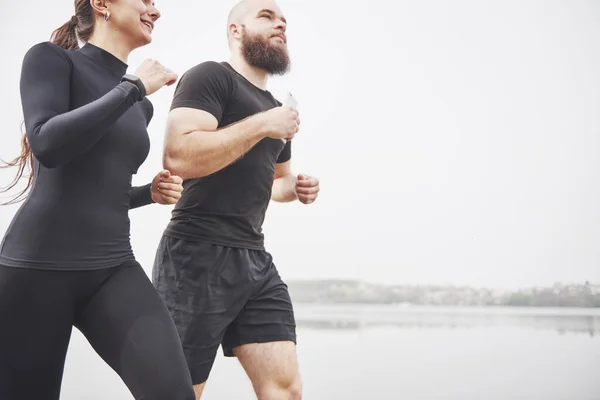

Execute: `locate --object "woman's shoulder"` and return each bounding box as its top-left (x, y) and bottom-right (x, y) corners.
top-left (23, 41), bottom-right (72, 66)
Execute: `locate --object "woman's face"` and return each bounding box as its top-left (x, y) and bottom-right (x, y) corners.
top-left (106, 0), bottom-right (161, 48)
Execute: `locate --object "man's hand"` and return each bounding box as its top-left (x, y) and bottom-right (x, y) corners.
top-left (151, 170), bottom-right (183, 205)
top-left (259, 106), bottom-right (300, 141)
top-left (295, 174), bottom-right (319, 204)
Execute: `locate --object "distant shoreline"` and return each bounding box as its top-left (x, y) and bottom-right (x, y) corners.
top-left (293, 302), bottom-right (600, 314)
top-left (286, 280), bottom-right (600, 308)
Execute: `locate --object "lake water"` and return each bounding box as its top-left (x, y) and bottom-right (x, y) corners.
top-left (60, 304), bottom-right (600, 399)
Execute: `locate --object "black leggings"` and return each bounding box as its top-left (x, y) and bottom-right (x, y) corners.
top-left (0, 261), bottom-right (195, 400)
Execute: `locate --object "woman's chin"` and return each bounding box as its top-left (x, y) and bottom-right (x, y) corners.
top-left (142, 31), bottom-right (153, 44)
top-left (136, 34), bottom-right (152, 48)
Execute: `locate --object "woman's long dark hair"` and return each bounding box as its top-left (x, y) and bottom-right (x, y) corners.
top-left (1, 0), bottom-right (96, 205)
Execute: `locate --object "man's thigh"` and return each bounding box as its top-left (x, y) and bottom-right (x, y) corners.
top-left (233, 341), bottom-right (300, 398)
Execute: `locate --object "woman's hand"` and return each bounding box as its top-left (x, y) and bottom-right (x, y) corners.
top-left (151, 170), bottom-right (183, 205)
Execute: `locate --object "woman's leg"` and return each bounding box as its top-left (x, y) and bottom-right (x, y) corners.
top-left (0, 265), bottom-right (74, 400)
top-left (75, 261), bottom-right (195, 400)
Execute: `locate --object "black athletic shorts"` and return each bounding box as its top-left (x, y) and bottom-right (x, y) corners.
top-left (152, 235), bottom-right (297, 385)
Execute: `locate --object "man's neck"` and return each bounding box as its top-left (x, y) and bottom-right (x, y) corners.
top-left (227, 53), bottom-right (269, 90)
top-left (87, 29), bottom-right (133, 64)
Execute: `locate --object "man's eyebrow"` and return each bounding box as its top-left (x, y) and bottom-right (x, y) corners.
top-left (257, 9), bottom-right (287, 24)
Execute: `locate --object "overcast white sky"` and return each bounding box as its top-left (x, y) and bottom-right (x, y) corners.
top-left (1, 0), bottom-right (599, 289)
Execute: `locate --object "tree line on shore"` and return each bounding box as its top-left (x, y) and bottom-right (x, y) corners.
top-left (286, 280), bottom-right (600, 307)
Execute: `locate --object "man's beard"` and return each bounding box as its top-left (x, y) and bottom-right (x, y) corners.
top-left (240, 28), bottom-right (290, 76)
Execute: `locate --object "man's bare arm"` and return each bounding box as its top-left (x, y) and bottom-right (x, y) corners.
top-left (163, 107), bottom-right (298, 180)
top-left (163, 108), bottom-right (267, 180)
top-left (271, 160), bottom-right (298, 202)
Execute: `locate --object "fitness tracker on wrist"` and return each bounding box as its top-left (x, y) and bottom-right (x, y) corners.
top-left (120, 74), bottom-right (146, 101)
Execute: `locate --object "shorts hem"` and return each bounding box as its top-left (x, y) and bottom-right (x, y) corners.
top-left (223, 334), bottom-right (297, 357)
top-left (190, 373), bottom-right (209, 386)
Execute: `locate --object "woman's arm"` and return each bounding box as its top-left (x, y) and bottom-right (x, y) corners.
top-left (20, 42), bottom-right (141, 168)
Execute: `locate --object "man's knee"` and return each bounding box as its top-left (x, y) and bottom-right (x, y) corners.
top-left (256, 376), bottom-right (302, 400)
top-left (287, 378), bottom-right (302, 400)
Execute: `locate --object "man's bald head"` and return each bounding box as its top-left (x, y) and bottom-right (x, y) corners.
top-left (227, 0), bottom-right (251, 28)
top-left (226, 0), bottom-right (283, 45)
top-left (227, 0), bottom-right (248, 47)
top-left (227, 0), bottom-right (258, 43)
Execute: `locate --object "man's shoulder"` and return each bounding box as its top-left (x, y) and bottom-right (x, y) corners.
top-left (183, 61), bottom-right (233, 79)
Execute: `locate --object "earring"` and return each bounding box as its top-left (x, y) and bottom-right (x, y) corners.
top-left (104, 11), bottom-right (110, 21)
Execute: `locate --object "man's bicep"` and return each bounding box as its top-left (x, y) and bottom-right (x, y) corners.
top-left (166, 107), bottom-right (219, 138)
top-left (163, 108), bottom-right (220, 173)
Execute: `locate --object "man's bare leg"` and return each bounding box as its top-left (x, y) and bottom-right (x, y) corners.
top-left (193, 383), bottom-right (206, 400)
top-left (233, 341), bottom-right (301, 400)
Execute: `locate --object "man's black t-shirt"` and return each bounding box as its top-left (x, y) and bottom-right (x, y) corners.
top-left (164, 61), bottom-right (291, 250)
top-left (0, 42), bottom-right (154, 270)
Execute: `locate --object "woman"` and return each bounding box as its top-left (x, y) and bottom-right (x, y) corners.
top-left (0, 0), bottom-right (195, 399)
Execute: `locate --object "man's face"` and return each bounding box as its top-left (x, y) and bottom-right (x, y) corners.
top-left (239, 1), bottom-right (290, 75)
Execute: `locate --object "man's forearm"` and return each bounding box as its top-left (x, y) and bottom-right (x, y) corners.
top-left (271, 173), bottom-right (298, 202)
top-left (165, 116), bottom-right (266, 180)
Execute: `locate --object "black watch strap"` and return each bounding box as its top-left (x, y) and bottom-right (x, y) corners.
top-left (120, 74), bottom-right (146, 101)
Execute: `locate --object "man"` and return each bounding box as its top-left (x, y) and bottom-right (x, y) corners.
top-left (152, 0), bottom-right (319, 399)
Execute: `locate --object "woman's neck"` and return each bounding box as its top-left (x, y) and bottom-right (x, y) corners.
top-left (87, 29), bottom-right (132, 64)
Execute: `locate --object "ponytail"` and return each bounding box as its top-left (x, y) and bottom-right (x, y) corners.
top-left (51, 15), bottom-right (80, 50)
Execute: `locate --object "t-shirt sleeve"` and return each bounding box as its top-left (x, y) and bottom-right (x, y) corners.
top-left (277, 140), bottom-right (292, 163)
top-left (170, 61), bottom-right (233, 123)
